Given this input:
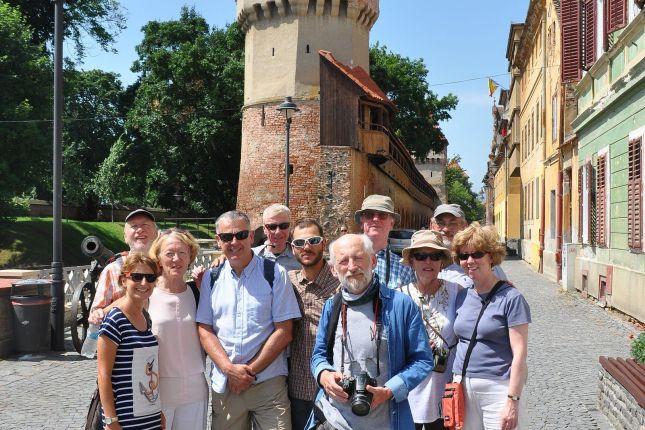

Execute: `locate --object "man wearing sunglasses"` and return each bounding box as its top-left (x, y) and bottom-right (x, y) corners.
top-left (431, 204), bottom-right (507, 287)
top-left (89, 208), bottom-right (158, 324)
top-left (253, 203), bottom-right (301, 272)
top-left (196, 210), bottom-right (301, 430)
top-left (287, 219), bottom-right (340, 430)
top-left (355, 195), bottom-right (415, 290)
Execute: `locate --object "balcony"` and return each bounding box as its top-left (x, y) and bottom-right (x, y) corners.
top-left (508, 143), bottom-right (520, 177)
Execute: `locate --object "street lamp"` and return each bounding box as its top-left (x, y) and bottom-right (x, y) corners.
top-left (51, 0), bottom-right (65, 351)
top-left (276, 97), bottom-right (299, 207)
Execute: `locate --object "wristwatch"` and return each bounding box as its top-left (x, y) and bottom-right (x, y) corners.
top-left (507, 394), bottom-right (520, 401)
top-left (104, 416), bottom-right (119, 425)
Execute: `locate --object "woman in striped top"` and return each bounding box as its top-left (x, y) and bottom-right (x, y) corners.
top-left (97, 253), bottom-right (164, 430)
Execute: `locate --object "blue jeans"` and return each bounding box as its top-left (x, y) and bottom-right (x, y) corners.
top-left (290, 396), bottom-right (314, 430)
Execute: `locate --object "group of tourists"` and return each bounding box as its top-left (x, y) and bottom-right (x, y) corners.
top-left (88, 195), bottom-right (531, 430)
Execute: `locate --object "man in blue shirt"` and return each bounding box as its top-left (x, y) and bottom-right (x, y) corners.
top-left (308, 234), bottom-right (433, 430)
top-left (354, 195), bottom-right (415, 289)
top-left (196, 210), bottom-right (301, 430)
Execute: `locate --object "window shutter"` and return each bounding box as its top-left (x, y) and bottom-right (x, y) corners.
top-left (607, 0), bottom-right (627, 33)
top-left (561, 0), bottom-right (582, 83)
top-left (578, 166), bottom-right (584, 243)
top-left (582, 0), bottom-right (597, 69)
top-left (586, 162), bottom-right (595, 244)
top-left (596, 155), bottom-right (607, 246)
top-left (628, 137), bottom-right (643, 250)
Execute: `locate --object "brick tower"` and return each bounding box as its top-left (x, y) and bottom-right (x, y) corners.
top-left (235, 0), bottom-right (380, 228)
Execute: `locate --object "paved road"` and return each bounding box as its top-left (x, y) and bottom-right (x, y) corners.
top-left (0, 259), bottom-right (639, 429)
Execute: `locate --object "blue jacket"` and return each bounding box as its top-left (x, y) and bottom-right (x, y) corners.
top-left (308, 279), bottom-right (433, 430)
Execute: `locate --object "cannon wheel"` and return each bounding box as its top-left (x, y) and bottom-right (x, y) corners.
top-left (71, 282), bottom-right (95, 353)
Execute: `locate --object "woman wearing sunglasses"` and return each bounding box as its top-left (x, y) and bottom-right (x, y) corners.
top-left (399, 230), bottom-right (461, 430)
top-left (97, 253), bottom-right (164, 430)
top-left (451, 223), bottom-right (530, 430)
top-left (148, 229), bottom-right (208, 429)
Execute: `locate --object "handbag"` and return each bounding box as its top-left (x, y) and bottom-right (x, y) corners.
top-left (84, 385), bottom-right (103, 430)
top-left (442, 281), bottom-right (505, 430)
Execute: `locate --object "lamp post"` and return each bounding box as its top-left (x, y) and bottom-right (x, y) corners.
top-left (276, 97), bottom-right (299, 207)
top-left (51, 0), bottom-right (65, 351)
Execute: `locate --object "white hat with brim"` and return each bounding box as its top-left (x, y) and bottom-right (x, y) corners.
top-left (354, 194), bottom-right (401, 224)
top-left (401, 230), bottom-right (451, 266)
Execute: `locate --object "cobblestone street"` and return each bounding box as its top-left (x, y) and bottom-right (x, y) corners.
top-left (0, 259), bottom-right (639, 429)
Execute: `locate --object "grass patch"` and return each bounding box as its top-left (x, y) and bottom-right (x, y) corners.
top-left (0, 217), bottom-right (127, 269)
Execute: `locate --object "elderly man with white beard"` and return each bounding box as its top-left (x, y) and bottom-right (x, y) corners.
top-left (307, 234), bottom-right (433, 430)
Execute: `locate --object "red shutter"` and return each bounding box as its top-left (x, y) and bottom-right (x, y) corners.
top-left (561, 0), bottom-right (582, 83)
top-left (628, 137), bottom-right (643, 250)
top-left (582, 0), bottom-right (597, 69)
top-left (607, 0), bottom-right (627, 33)
top-left (578, 166), bottom-right (584, 243)
top-left (586, 162), bottom-right (593, 243)
top-left (596, 155), bottom-right (607, 246)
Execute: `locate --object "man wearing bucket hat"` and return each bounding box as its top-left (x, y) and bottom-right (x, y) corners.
top-left (89, 208), bottom-right (158, 324)
top-left (399, 230), bottom-right (461, 429)
top-left (355, 195), bottom-right (415, 290)
top-left (430, 204), bottom-right (507, 288)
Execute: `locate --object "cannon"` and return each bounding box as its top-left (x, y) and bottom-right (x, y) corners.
top-left (70, 236), bottom-right (117, 353)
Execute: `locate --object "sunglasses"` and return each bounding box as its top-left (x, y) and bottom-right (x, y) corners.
top-left (291, 236), bottom-right (323, 248)
top-left (412, 252), bottom-right (445, 262)
top-left (265, 222), bottom-right (291, 231)
top-left (125, 273), bottom-right (158, 283)
top-left (360, 210), bottom-right (389, 220)
top-left (458, 251), bottom-right (487, 261)
top-left (217, 230), bottom-right (250, 242)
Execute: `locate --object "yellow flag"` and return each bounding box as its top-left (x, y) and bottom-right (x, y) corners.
top-left (488, 78), bottom-right (499, 97)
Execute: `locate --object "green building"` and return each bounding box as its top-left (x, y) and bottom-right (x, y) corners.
top-left (570, 6), bottom-right (644, 322)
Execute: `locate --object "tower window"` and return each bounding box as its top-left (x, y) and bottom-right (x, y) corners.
top-left (261, 104), bottom-right (266, 126)
top-left (272, 47), bottom-right (275, 56)
top-left (306, 44), bottom-right (310, 53)
top-left (340, 0), bottom-right (348, 17)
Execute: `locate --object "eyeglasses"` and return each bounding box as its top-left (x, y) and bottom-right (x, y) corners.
top-left (435, 220), bottom-right (462, 228)
top-left (265, 222), bottom-right (290, 231)
top-left (291, 236), bottom-right (323, 248)
top-left (125, 273), bottom-right (158, 283)
top-left (458, 251), bottom-right (487, 261)
top-left (412, 252), bottom-right (444, 262)
top-left (360, 210), bottom-right (389, 221)
top-left (217, 230), bottom-right (250, 242)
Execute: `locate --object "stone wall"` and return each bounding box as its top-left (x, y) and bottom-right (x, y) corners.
top-left (597, 365), bottom-right (644, 430)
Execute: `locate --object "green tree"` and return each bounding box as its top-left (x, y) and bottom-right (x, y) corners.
top-left (445, 156), bottom-right (484, 222)
top-left (0, 2), bottom-right (52, 218)
top-left (125, 8), bottom-right (244, 214)
top-left (369, 43), bottom-right (458, 157)
top-left (5, 0), bottom-right (125, 57)
top-left (62, 69), bottom-right (126, 218)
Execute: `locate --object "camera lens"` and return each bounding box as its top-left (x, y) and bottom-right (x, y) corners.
top-left (351, 396), bottom-right (371, 416)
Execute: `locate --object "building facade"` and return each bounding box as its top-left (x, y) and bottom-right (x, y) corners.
top-left (235, 0), bottom-right (440, 235)
top-left (569, 2), bottom-right (644, 322)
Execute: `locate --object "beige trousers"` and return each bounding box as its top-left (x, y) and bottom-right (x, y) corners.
top-left (211, 376), bottom-right (291, 430)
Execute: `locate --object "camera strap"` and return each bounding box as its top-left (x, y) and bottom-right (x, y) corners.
top-left (340, 296), bottom-right (382, 378)
top-left (385, 247), bottom-right (391, 287)
top-left (406, 280), bottom-right (457, 350)
top-left (460, 281), bottom-right (505, 380)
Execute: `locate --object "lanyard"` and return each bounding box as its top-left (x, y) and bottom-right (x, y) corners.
top-left (340, 297), bottom-right (382, 377)
top-left (385, 247), bottom-right (391, 286)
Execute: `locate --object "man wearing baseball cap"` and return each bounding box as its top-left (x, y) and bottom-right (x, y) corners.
top-left (430, 204), bottom-right (507, 287)
top-left (88, 208), bottom-right (158, 324)
top-left (355, 194), bottom-right (415, 289)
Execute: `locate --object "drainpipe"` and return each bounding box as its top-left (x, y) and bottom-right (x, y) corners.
top-left (538, 11), bottom-right (547, 273)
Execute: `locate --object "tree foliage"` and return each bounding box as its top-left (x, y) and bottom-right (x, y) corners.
top-left (0, 2), bottom-right (51, 217)
top-left (121, 7), bottom-right (244, 215)
top-left (62, 69), bottom-right (127, 217)
top-left (369, 43), bottom-right (458, 157)
top-left (445, 157), bottom-right (484, 222)
top-left (5, 0), bottom-right (125, 57)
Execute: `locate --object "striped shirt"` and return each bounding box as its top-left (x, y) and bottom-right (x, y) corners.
top-left (375, 246), bottom-right (415, 289)
top-left (99, 308), bottom-right (162, 430)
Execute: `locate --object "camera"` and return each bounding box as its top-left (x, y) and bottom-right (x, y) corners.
top-left (433, 347), bottom-right (448, 373)
top-left (340, 372), bottom-right (377, 416)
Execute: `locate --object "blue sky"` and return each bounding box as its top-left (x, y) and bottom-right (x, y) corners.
top-left (79, 1), bottom-right (529, 192)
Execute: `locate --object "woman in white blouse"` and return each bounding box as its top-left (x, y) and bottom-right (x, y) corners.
top-left (399, 230), bottom-right (461, 430)
top-left (149, 228), bottom-right (208, 429)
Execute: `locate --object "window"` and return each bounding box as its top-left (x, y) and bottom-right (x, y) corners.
top-left (552, 93), bottom-right (558, 142)
top-left (596, 151), bottom-right (609, 247)
top-left (535, 178), bottom-right (540, 220)
top-left (550, 190), bottom-right (556, 239)
top-left (581, 162), bottom-right (595, 244)
top-left (628, 128), bottom-right (644, 251)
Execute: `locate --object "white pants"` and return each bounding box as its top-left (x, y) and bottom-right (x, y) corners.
top-left (457, 376), bottom-right (526, 430)
top-left (162, 399), bottom-right (208, 430)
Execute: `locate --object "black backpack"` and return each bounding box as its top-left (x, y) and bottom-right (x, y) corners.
top-left (208, 258), bottom-right (276, 289)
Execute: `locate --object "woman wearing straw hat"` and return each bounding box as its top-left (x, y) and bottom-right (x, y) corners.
top-left (400, 230), bottom-right (461, 430)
